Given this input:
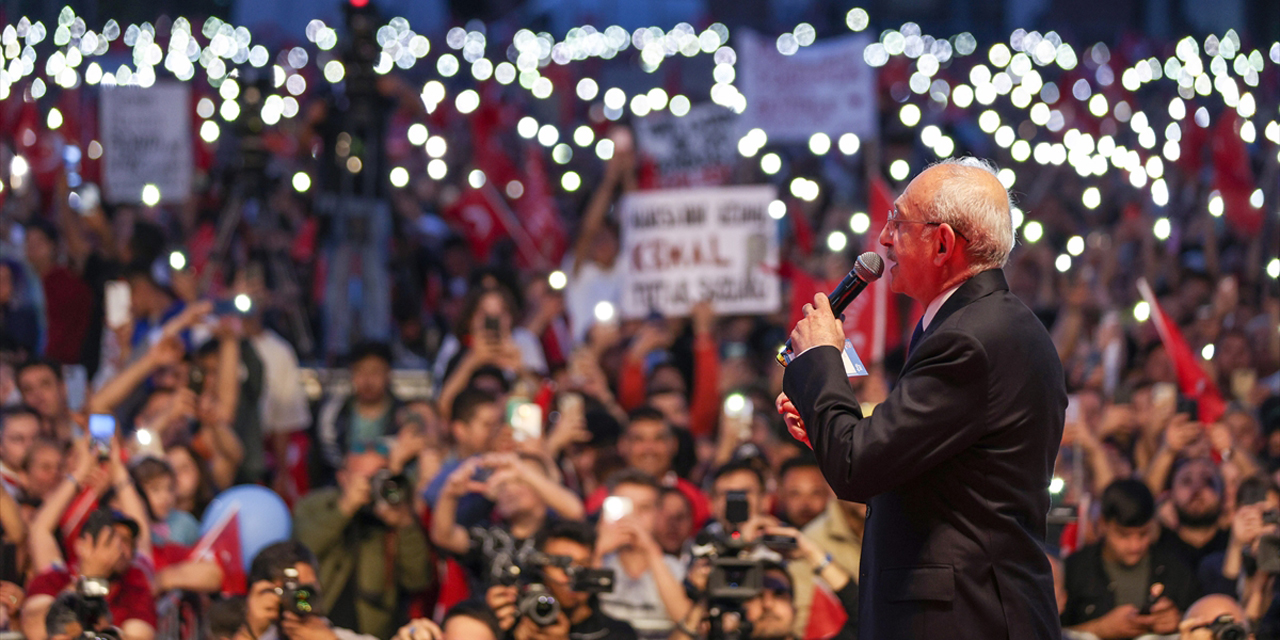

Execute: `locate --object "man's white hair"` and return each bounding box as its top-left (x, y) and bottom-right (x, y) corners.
top-left (927, 157), bottom-right (1015, 269)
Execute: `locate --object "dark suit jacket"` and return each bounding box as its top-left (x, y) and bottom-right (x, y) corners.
top-left (783, 268), bottom-right (1066, 639)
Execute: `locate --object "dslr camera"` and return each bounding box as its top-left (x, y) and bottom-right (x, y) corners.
top-left (1203, 615), bottom-right (1249, 640)
top-left (56, 587), bottom-right (121, 639)
top-left (370, 469), bottom-right (410, 508)
top-left (275, 567), bottom-right (320, 617)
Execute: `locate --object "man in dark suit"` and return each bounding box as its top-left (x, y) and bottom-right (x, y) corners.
top-left (778, 158), bottom-right (1067, 639)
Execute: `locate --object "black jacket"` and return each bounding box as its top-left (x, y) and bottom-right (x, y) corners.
top-left (1061, 542), bottom-right (1198, 628)
top-left (783, 269), bottom-right (1066, 639)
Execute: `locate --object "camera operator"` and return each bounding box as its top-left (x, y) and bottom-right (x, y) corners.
top-left (239, 541), bottom-right (377, 640)
top-left (486, 520), bottom-right (637, 640)
top-left (291, 449), bottom-right (432, 639)
top-left (431, 451), bottom-right (585, 593)
top-left (675, 524), bottom-right (856, 640)
top-left (1177, 594), bottom-right (1253, 640)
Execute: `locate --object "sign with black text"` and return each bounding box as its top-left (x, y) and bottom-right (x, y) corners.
top-left (634, 102), bottom-right (738, 187)
top-left (619, 186), bottom-right (779, 318)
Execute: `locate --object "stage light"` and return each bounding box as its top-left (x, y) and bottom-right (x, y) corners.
top-left (1055, 254), bottom-right (1071, 272)
top-left (562, 171), bottom-right (581, 191)
top-left (594, 301), bottom-right (615, 323)
top-left (1153, 217), bottom-right (1171, 240)
top-left (390, 167), bottom-right (409, 188)
top-left (761, 153), bottom-right (781, 175)
top-left (141, 184), bottom-right (161, 206)
top-left (1067, 236), bottom-right (1084, 256)
top-left (1201, 343), bottom-right (1215, 360)
top-left (809, 132), bottom-right (831, 155)
top-left (468, 169), bottom-right (486, 189)
top-left (849, 212), bottom-right (870, 234)
top-left (1082, 187), bottom-right (1101, 209)
top-left (1208, 191), bottom-right (1224, 217)
top-left (827, 231), bottom-right (848, 252)
top-left (292, 172), bottom-right (311, 192)
top-left (889, 159), bottom-right (910, 181)
top-left (1267, 258), bottom-right (1280, 279)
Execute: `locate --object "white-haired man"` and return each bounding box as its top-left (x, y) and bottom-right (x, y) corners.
top-left (778, 158), bottom-right (1067, 638)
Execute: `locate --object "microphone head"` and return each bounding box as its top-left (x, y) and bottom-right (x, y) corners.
top-left (854, 252), bottom-right (885, 281)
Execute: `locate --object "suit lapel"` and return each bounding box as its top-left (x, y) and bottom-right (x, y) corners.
top-left (909, 269), bottom-right (1009, 358)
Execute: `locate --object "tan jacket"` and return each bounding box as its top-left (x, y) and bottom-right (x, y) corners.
top-left (789, 500), bottom-right (864, 636)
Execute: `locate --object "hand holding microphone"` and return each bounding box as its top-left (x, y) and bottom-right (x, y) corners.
top-left (777, 252), bottom-right (884, 366)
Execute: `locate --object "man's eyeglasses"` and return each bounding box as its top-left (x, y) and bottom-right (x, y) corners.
top-left (886, 210), bottom-right (970, 242)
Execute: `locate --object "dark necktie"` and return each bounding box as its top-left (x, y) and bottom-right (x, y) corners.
top-left (908, 319), bottom-right (925, 356)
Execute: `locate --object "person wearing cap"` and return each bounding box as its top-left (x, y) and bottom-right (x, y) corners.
top-left (21, 509), bottom-right (156, 640)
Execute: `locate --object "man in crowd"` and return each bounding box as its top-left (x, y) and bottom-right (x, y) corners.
top-left (1062, 479), bottom-right (1196, 639)
top-left (585, 407), bottom-right (709, 528)
top-left (22, 510), bottom-right (155, 640)
top-left (790, 499), bottom-right (865, 635)
top-left (24, 220), bottom-right (91, 365)
top-left (423, 387), bottom-right (504, 509)
top-left (316, 341), bottom-right (403, 483)
top-left (594, 470), bottom-right (690, 640)
top-left (486, 520), bottom-right (638, 640)
top-left (0, 406), bottom-right (39, 496)
top-left (1159, 458), bottom-right (1231, 573)
top-left (239, 540), bottom-right (376, 640)
top-left (292, 449), bottom-right (433, 639)
top-left (775, 453), bottom-right (831, 528)
top-left (16, 359), bottom-right (75, 442)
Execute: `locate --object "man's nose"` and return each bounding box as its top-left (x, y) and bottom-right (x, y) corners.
top-left (878, 224), bottom-right (893, 247)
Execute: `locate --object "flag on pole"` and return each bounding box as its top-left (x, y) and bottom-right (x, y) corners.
top-left (1136, 278), bottom-right (1226, 424)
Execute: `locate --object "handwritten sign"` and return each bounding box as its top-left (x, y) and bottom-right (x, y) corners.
top-left (100, 83), bottom-right (193, 204)
top-left (634, 102), bottom-right (738, 187)
top-left (735, 31), bottom-right (877, 142)
top-left (619, 186), bottom-right (779, 318)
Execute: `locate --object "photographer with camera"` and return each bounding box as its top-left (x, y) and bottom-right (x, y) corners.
top-left (1178, 594), bottom-right (1253, 640)
top-left (239, 541), bottom-right (378, 640)
top-left (291, 448), bottom-right (432, 639)
top-left (44, 591), bottom-right (119, 640)
top-left (485, 520), bottom-right (636, 640)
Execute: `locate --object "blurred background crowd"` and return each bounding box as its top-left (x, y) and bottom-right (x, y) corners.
top-left (0, 0), bottom-right (1277, 638)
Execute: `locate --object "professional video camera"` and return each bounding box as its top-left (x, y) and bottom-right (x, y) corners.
top-left (475, 527), bottom-right (616, 627)
top-left (690, 490), bottom-right (795, 639)
top-left (274, 567), bottom-right (320, 617)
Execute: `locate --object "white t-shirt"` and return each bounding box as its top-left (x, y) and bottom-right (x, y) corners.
top-left (597, 552), bottom-right (686, 640)
top-left (564, 258), bottom-right (622, 346)
top-left (249, 330), bottom-right (312, 435)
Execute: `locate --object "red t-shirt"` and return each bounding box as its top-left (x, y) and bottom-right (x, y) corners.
top-left (27, 564), bottom-right (158, 628)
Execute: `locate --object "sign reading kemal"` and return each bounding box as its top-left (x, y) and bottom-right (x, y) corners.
top-left (619, 185), bottom-right (780, 318)
top-left (735, 31), bottom-right (877, 142)
top-left (634, 102), bottom-right (738, 188)
top-left (100, 82), bottom-right (193, 204)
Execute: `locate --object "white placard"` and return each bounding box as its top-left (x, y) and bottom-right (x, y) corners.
top-left (619, 185), bottom-right (779, 318)
top-left (100, 82), bottom-right (193, 204)
top-left (634, 102), bottom-right (738, 187)
top-left (736, 31), bottom-right (877, 142)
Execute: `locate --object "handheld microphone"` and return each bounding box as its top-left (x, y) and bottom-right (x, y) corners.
top-left (776, 251), bottom-right (885, 366)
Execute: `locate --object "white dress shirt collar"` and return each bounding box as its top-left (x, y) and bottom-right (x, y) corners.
top-left (921, 283), bottom-right (962, 331)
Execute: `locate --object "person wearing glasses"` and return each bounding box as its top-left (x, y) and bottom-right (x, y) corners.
top-left (777, 158), bottom-right (1066, 639)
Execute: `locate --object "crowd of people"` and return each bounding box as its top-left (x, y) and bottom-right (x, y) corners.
top-left (0, 7), bottom-right (1276, 640)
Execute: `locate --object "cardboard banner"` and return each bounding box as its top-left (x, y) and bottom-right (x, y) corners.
top-left (634, 102), bottom-right (738, 188)
top-left (99, 82), bottom-right (193, 204)
top-left (736, 31), bottom-right (877, 142)
top-left (619, 185), bottom-right (779, 318)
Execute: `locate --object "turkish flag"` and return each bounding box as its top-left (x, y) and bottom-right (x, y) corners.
top-left (803, 579), bottom-right (850, 639)
top-left (443, 186), bottom-right (507, 260)
top-left (512, 143), bottom-right (568, 269)
top-left (189, 507), bottom-right (246, 595)
top-left (1211, 115), bottom-right (1263, 237)
top-left (1136, 278), bottom-right (1226, 425)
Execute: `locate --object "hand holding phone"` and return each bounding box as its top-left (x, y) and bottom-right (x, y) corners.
top-left (88, 414), bottom-right (116, 462)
